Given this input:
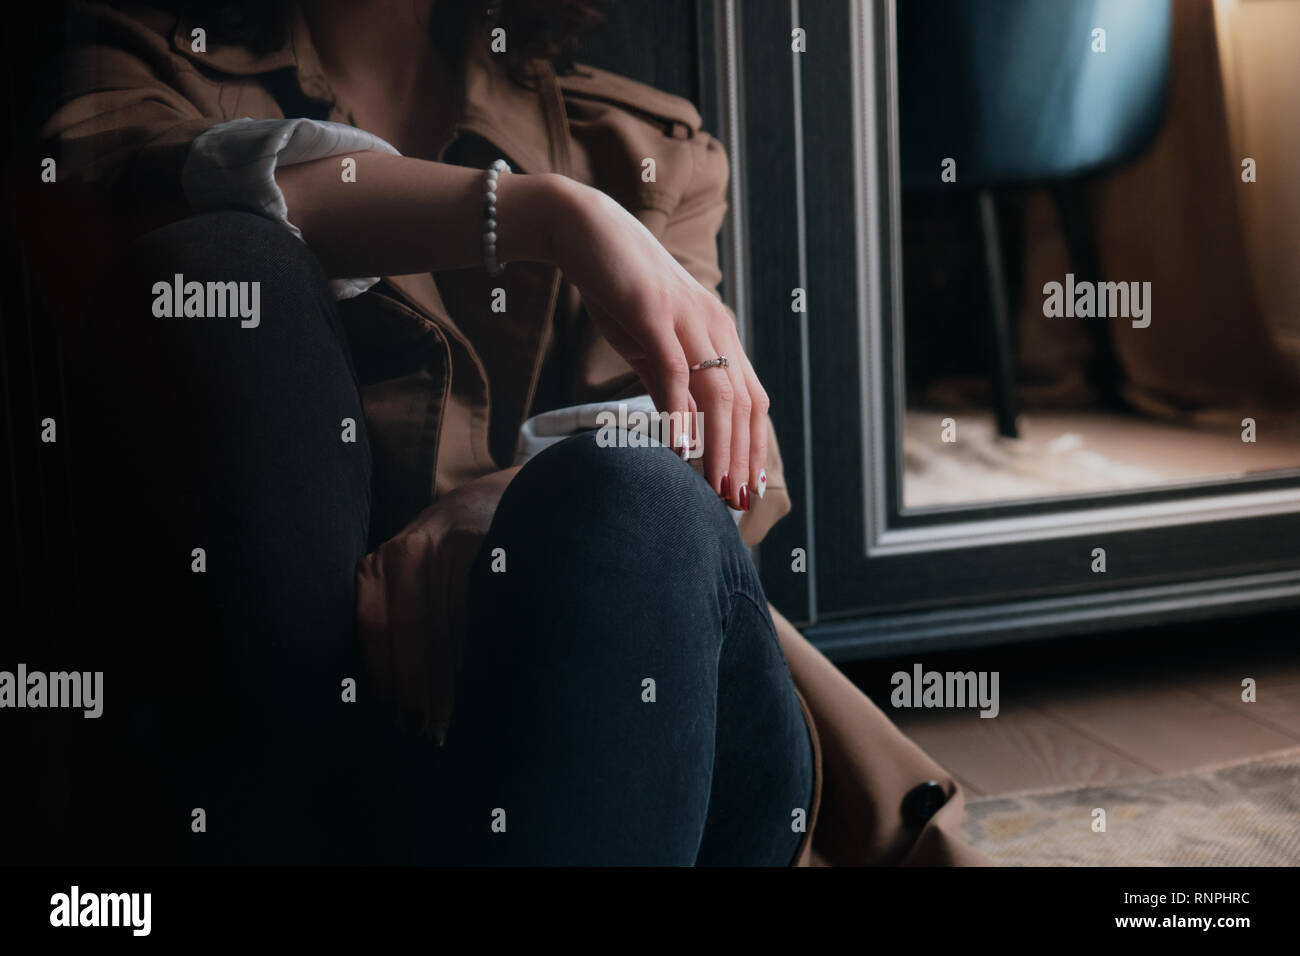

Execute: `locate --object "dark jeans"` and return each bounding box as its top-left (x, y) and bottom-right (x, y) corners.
top-left (60, 211), bottom-right (812, 866)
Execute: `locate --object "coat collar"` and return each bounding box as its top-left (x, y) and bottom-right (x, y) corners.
top-left (453, 22), bottom-right (570, 178)
top-left (169, 2), bottom-right (566, 177)
top-left (170, 4), bottom-right (323, 91)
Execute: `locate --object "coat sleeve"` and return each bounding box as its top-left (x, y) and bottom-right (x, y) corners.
top-left (28, 4), bottom-right (395, 326)
top-left (182, 117), bottom-right (400, 300)
top-left (37, 3), bottom-right (223, 232)
top-left (20, 4), bottom-right (225, 337)
top-left (769, 604), bottom-right (994, 866)
top-left (659, 128), bottom-right (793, 546)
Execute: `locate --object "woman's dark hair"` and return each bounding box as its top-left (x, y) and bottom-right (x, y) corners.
top-left (484, 0), bottom-right (610, 78)
top-left (138, 1), bottom-right (609, 85)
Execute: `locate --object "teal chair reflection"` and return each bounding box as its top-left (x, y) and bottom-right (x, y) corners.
top-left (899, 0), bottom-right (1172, 437)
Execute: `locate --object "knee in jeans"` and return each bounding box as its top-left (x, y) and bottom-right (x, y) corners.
top-left (75, 210), bottom-right (351, 435)
top-left (507, 430), bottom-right (739, 552)
top-left (121, 211), bottom-right (333, 332)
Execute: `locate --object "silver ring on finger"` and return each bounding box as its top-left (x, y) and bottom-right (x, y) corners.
top-left (689, 354), bottom-right (728, 372)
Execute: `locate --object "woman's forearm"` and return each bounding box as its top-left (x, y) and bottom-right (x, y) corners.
top-left (274, 151), bottom-right (575, 279)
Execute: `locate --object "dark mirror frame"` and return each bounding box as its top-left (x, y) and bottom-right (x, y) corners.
top-left (720, 0), bottom-right (1300, 658)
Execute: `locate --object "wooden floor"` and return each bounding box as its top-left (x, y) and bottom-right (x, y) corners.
top-left (903, 408), bottom-right (1300, 509)
top-left (841, 609), bottom-right (1300, 798)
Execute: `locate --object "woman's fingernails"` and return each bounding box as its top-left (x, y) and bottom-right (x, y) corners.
top-left (739, 483), bottom-right (750, 511)
top-left (757, 469), bottom-right (767, 499)
top-left (678, 434), bottom-right (690, 460)
top-left (720, 473), bottom-right (730, 500)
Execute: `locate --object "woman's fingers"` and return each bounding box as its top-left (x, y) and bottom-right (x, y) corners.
top-left (702, 305), bottom-right (766, 511)
top-left (685, 392), bottom-right (700, 461)
top-left (578, 273), bottom-right (769, 505)
top-left (561, 185), bottom-right (774, 490)
top-left (744, 358), bottom-right (771, 502)
top-left (724, 346), bottom-right (769, 505)
top-left (676, 313), bottom-right (731, 494)
top-left (723, 335), bottom-right (752, 510)
top-left (675, 300), bottom-right (771, 510)
top-left (645, 341), bottom-right (693, 458)
top-left (596, 298), bottom-right (694, 457)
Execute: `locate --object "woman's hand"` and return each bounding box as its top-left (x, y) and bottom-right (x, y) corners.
top-left (279, 156), bottom-right (769, 508)
top-left (526, 174), bottom-right (770, 510)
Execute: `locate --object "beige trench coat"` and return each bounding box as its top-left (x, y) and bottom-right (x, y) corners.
top-left (33, 0), bottom-right (989, 866)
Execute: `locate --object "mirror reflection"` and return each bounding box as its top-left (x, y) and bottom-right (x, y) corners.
top-left (897, 0), bottom-right (1300, 508)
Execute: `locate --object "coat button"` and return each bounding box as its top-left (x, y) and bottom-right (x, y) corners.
top-left (901, 781), bottom-right (948, 827)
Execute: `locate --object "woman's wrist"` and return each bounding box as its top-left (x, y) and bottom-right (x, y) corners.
top-left (492, 172), bottom-right (584, 270)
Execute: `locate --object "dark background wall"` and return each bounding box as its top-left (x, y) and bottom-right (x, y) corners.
top-left (3, 7), bottom-right (75, 612)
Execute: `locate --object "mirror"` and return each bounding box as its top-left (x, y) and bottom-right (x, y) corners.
top-left (895, 0), bottom-right (1300, 510)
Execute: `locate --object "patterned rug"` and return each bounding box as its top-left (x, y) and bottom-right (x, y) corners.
top-left (962, 747), bottom-right (1300, 866)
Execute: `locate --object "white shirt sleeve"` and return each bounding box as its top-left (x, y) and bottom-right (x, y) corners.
top-left (181, 117), bottom-right (401, 301)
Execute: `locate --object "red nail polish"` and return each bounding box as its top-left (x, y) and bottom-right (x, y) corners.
top-left (739, 483), bottom-right (750, 511)
top-left (720, 473), bottom-right (730, 500)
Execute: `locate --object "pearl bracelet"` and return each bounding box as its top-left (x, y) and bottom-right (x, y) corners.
top-left (483, 158), bottom-right (510, 275)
